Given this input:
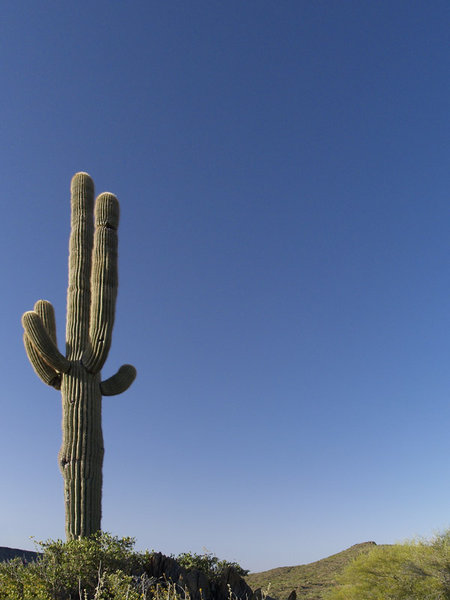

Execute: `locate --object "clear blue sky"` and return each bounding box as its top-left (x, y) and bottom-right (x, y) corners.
top-left (0, 0), bottom-right (449, 573)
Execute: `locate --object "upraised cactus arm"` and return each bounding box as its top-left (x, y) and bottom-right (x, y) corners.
top-left (23, 300), bottom-right (62, 389)
top-left (22, 311), bottom-right (70, 373)
top-left (66, 172), bottom-right (94, 359)
top-left (23, 333), bottom-right (61, 389)
top-left (82, 192), bottom-right (119, 373)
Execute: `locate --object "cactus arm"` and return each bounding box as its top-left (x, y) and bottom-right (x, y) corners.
top-left (82, 193), bottom-right (119, 374)
top-left (23, 333), bottom-right (61, 389)
top-left (22, 311), bottom-right (70, 373)
top-left (66, 172), bottom-right (95, 360)
top-left (34, 300), bottom-right (58, 343)
top-left (100, 364), bottom-right (137, 396)
top-left (23, 299), bottom-right (61, 388)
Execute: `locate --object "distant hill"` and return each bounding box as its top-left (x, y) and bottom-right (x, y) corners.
top-left (245, 542), bottom-right (382, 600)
top-left (0, 546), bottom-right (39, 563)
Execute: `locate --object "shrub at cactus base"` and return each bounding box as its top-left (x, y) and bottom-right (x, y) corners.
top-left (0, 533), bottom-right (250, 600)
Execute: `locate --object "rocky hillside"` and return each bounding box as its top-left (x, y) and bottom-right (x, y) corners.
top-left (245, 542), bottom-right (381, 600)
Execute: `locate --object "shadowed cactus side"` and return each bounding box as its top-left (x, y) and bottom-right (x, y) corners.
top-left (22, 172), bottom-right (136, 539)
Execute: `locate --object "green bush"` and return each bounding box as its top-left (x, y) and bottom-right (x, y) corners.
top-left (175, 552), bottom-right (249, 580)
top-left (325, 531), bottom-right (450, 600)
top-left (175, 551), bottom-right (249, 579)
top-left (0, 533), bottom-right (249, 600)
top-left (0, 557), bottom-right (50, 600)
top-left (0, 533), bottom-right (152, 600)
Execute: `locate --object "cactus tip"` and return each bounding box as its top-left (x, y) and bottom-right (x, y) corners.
top-left (21, 310), bottom-right (35, 328)
top-left (71, 171), bottom-right (94, 190)
top-left (34, 299), bottom-right (51, 310)
top-left (95, 192), bottom-right (120, 229)
top-left (72, 171), bottom-right (91, 179)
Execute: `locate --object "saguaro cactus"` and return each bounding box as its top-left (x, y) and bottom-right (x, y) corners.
top-left (22, 172), bottom-right (136, 539)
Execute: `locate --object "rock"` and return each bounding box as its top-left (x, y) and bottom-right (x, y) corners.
top-left (215, 566), bottom-right (256, 600)
top-left (181, 568), bottom-right (214, 600)
top-left (143, 551), bottom-right (183, 583)
top-left (141, 555), bottom-right (260, 600)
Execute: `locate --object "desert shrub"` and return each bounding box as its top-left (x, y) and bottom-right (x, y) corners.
top-left (0, 557), bottom-right (50, 600)
top-left (0, 532), bottom-right (152, 600)
top-left (325, 531), bottom-right (450, 600)
top-left (0, 533), bottom-right (248, 600)
top-left (175, 551), bottom-right (249, 579)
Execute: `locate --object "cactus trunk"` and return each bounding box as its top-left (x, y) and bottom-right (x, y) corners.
top-left (22, 173), bottom-right (136, 539)
top-left (59, 365), bottom-right (104, 538)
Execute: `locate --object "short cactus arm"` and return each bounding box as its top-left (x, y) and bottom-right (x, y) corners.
top-left (100, 364), bottom-right (137, 396)
top-left (22, 311), bottom-right (70, 373)
top-left (23, 333), bottom-right (61, 389)
top-left (82, 193), bottom-right (119, 374)
top-left (66, 172), bottom-right (94, 360)
top-left (23, 299), bottom-right (61, 387)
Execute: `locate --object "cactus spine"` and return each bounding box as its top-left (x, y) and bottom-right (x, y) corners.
top-left (22, 172), bottom-right (136, 539)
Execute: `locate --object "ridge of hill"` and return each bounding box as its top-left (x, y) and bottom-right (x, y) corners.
top-left (245, 542), bottom-right (383, 600)
top-left (0, 546), bottom-right (39, 563)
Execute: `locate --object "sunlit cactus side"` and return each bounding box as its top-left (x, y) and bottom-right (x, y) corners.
top-left (22, 172), bottom-right (137, 539)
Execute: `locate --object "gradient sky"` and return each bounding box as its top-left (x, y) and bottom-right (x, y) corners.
top-left (1, 1), bottom-right (449, 573)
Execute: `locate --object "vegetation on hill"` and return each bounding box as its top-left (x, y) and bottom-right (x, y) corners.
top-left (247, 531), bottom-right (450, 600)
top-left (326, 531), bottom-right (450, 600)
top-left (245, 542), bottom-right (382, 600)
